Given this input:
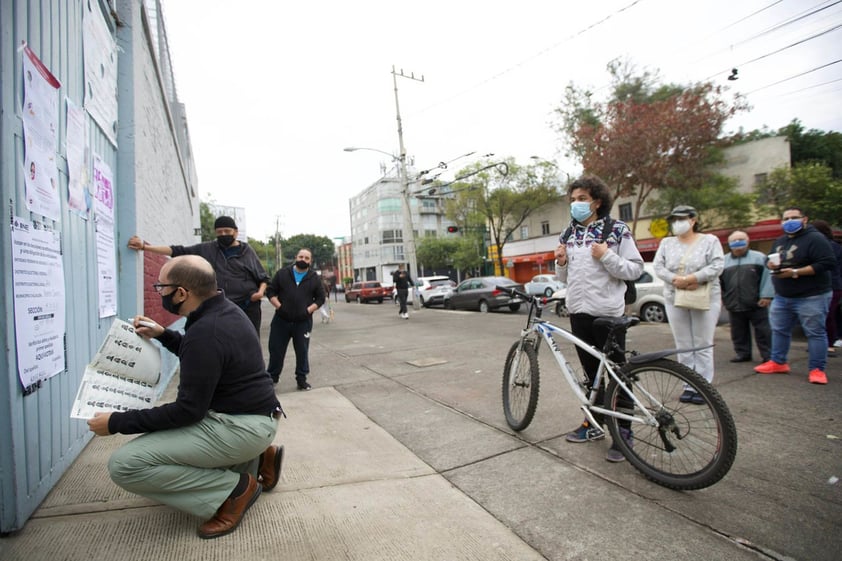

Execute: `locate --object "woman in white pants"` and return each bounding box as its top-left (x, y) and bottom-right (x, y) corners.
top-left (653, 205), bottom-right (724, 404)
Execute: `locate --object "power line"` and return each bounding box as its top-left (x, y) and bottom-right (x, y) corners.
top-left (746, 59), bottom-right (842, 93)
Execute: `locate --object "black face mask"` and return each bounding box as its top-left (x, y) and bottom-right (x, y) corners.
top-left (295, 260), bottom-right (310, 270)
top-left (217, 235), bottom-right (235, 248)
top-left (161, 290), bottom-right (184, 314)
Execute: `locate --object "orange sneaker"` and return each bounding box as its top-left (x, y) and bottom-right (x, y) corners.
top-left (754, 360), bottom-right (791, 374)
top-left (808, 369), bottom-right (828, 385)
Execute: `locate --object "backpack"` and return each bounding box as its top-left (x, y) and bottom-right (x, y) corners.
top-left (561, 217), bottom-right (637, 305)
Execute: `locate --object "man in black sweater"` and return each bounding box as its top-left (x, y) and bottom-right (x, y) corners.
top-left (266, 248), bottom-right (326, 390)
top-left (754, 207), bottom-right (836, 385)
top-left (392, 264), bottom-right (414, 319)
top-left (88, 255), bottom-right (284, 539)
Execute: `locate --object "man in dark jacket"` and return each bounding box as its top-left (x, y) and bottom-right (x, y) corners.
top-left (720, 230), bottom-right (774, 363)
top-left (391, 264), bottom-right (414, 319)
top-left (88, 255), bottom-right (284, 539)
top-left (755, 207), bottom-right (836, 385)
top-left (266, 248), bottom-right (326, 390)
top-left (127, 216), bottom-right (270, 333)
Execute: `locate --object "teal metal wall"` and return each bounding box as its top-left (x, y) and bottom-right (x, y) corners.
top-left (0, 0), bottom-right (188, 532)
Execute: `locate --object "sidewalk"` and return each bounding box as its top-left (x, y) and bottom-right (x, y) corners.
top-left (0, 333), bottom-right (547, 561)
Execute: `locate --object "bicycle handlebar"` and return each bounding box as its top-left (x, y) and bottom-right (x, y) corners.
top-left (495, 285), bottom-right (565, 305)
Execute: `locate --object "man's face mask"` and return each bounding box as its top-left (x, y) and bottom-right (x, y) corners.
top-left (217, 235), bottom-right (235, 248)
top-left (161, 289), bottom-right (184, 314)
top-left (295, 260), bottom-right (310, 270)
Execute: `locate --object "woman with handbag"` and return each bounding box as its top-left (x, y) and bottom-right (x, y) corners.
top-left (653, 205), bottom-right (725, 404)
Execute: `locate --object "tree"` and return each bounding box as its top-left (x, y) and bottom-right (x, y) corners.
top-left (444, 158), bottom-right (563, 275)
top-left (553, 59), bottom-right (751, 235)
top-left (280, 234), bottom-right (336, 271)
top-left (416, 236), bottom-right (484, 274)
top-left (754, 162), bottom-right (842, 224)
top-left (199, 201), bottom-right (216, 241)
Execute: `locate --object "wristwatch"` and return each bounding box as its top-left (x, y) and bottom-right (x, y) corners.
top-left (792, 269), bottom-right (799, 278)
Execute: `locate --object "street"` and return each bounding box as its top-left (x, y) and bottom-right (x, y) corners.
top-left (299, 298), bottom-right (841, 560)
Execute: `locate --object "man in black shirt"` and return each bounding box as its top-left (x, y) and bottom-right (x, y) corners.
top-left (88, 255), bottom-right (284, 539)
top-left (392, 264), bottom-right (414, 319)
top-left (127, 216), bottom-right (269, 333)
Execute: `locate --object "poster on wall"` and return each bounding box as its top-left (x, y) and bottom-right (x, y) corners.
top-left (93, 154), bottom-right (117, 318)
top-left (65, 98), bottom-right (91, 214)
top-left (22, 45), bottom-right (61, 221)
top-left (11, 216), bottom-right (66, 387)
top-left (83, 2), bottom-right (118, 146)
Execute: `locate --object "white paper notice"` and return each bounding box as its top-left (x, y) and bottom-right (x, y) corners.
top-left (83, 3), bottom-right (118, 146)
top-left (93, 154), bottom-right (117, 317)
top-left (11, 216), bottom-right (66, 387)
top-left (71, 319), bottom-right (162, 419)
top-left (65, 98), bottom-right (90, 213)
top-left (22, 46), bottom-right (61, 221)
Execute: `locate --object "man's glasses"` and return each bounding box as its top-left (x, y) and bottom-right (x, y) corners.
top-left (152, 283), bottom-right (181, 294)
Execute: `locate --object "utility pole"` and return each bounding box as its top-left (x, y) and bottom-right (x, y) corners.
top-left (274, 215), bottom-right (282, 270)
top-left (392, 65), bottom-right (424, 309)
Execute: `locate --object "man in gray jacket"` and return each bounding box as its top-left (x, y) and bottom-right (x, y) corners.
top-left (720, 230), bottom-right (773, 364)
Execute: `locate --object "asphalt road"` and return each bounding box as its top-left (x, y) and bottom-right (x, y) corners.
top-left (295, 298), bottom-right (842, 561)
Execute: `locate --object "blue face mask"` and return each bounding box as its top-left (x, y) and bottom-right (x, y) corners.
top-left (570, 201), bottom-right (594, 223)
top-left (782, 219), bottom-right (803, 234)
top-left (728, 240), bottom-right (748, 250)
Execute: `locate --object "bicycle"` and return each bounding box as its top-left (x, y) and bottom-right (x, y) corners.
top-left (498, 286), bottom-right (737, 491)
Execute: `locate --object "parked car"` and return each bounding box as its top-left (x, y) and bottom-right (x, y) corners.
top-left (445, 276), bottom-right (525, 313)
top-left (628, 263), bottom-right (667, 323)
top-left (417, 277), bottom-right (456, 307)
top-left (525, 274), bottom-right (565, 297)
top-left (345, 281), bottom-right (390, 304)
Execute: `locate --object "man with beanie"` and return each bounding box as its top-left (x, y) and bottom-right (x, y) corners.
top-left (88, 255), bottom-right (284, 539)
top-left (266, 248), bottom-right (326, 390)
top-left (127, 216), bottom-right (270, 332)
top-left (720, 230), bottom-right (774, 364)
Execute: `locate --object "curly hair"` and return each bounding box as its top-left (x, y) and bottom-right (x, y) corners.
top-left (567, 175), bottom-right (614, 218)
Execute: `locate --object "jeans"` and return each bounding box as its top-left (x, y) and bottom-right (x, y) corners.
top-left (769, 292), bottom-right (832, 371)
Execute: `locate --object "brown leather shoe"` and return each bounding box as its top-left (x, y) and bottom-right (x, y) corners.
top-left (258, 445), bottom-right (284, 492)
top-left (197, 475), bottom-right (261, 539)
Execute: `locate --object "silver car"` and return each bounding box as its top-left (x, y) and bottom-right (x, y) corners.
top-left (525, 274), bottom-right (566, 297)
top-left (445, 276), bottom-right (524, 313)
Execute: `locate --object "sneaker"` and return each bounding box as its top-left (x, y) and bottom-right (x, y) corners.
top-left (678, 389), bottom-right (705, 405)
top-left (565, 422), bottom-right (605, 443)
top-left (754, 360), bottom-right (791, 374)
top-left (297, 382), bottom-right (311, 391)
top-left (835, 339), bottom-right (842, 348)
top-left (808, 369), bottom-right (828, 385)
top-left (605, 427), bottom-right (633, 463)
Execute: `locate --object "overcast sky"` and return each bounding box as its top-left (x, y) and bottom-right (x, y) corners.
top-left (161, 0), bottom-right (842, 242)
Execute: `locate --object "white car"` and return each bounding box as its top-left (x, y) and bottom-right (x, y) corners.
top-left (525, 274), bottom-right (566, 297)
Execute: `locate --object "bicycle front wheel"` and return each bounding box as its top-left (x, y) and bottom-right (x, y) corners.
top-left (502, 340), bottom-right (540, 431)
top-left (604, 359), bottom-right (737, 490)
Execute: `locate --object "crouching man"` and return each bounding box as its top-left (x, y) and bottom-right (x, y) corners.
top-left (88, 255), bottom-right (285, 539)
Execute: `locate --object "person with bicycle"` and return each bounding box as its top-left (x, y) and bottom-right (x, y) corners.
top-left (554, 175), bottom-right (644, 462)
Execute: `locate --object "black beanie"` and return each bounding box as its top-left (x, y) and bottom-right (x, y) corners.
top-left (214, 216), bottom-right (237, 230)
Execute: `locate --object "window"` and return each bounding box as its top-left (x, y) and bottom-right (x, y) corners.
top-left (382, 230), bottom-right (400, 244)
top-left (378, 198), bottom-right (402, 213)
top-left (541, 221), bottom-right (550, 235)
top-left (619, 203), bottom-right (633, 222)
top-left (520, 225), bottom-right (529, 239)
top-left (754, 173), bottom-right (768, 185)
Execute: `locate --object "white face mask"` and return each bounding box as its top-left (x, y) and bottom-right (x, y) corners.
top-left (671, 220), bottom-right (692, 236)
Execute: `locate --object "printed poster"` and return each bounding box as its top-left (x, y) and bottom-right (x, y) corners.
top-left (11, 216), bottom-right (66, 387)
top-left (93, 154), bottom-right (117, 317)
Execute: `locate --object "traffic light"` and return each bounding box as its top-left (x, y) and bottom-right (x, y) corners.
top-left (446, 226), bottom-right (459, 233)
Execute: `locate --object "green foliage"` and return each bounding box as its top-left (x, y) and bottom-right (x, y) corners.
top-left (754, 162), bottom-right (842, 225)
top-left (199, 201), bottom-right (216, 241)
top-left (444, 157), bottom-right (563, 274)
top-left (779, 120), bottom-right (842, 179)
top-left (416, 237), bottom-right (460, 270)
top-left (649, 174), bottom-right (754, 230)
top-left (280, 234), bottom-right (337, 272)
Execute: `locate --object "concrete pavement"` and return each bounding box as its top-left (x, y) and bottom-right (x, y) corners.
top-left (1, 298), bottom-right (840, 560)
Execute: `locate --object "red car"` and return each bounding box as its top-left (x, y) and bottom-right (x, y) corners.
top-left (345, 281), bottom-right (389, 304)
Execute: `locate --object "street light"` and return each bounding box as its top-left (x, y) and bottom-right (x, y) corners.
top-left (344, 145), bottom-right (420, 309)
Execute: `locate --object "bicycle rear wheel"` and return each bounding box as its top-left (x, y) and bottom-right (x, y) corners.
top-left (604, 359), bottom-right (737, 490)
top-left (502, 340), bottom-right (540, 431)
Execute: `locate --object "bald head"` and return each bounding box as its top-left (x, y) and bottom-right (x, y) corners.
top-left (727, 230), bottom-right (750, 257)
top-left (161, 255), bottom-right (218, 298)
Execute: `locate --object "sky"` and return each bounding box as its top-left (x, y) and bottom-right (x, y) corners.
top-left (161, 0), bottom-right (842, 242)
